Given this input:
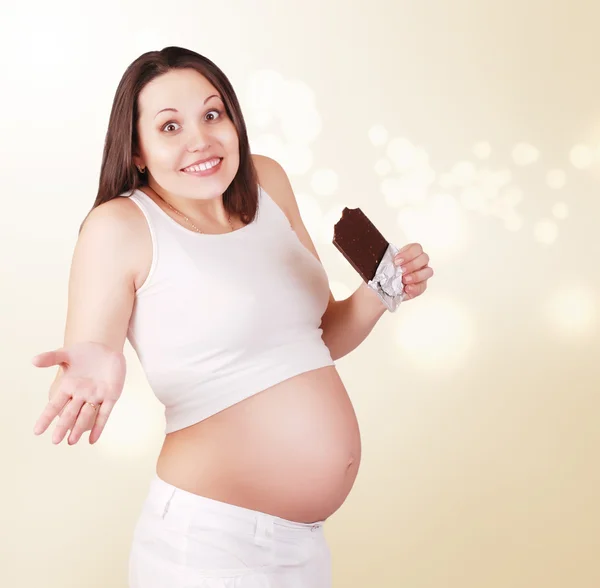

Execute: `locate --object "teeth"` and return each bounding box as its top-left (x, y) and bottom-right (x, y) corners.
top-left (184, 158), bottom-right (220, 172)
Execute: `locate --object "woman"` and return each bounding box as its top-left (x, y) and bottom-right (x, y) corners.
top-left (31, 46), bottom-right (433, 587)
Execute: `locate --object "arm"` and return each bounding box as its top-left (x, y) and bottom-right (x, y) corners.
top-left (60, 197), bottom-right (138, 356)
top-left (252, 155), bottom-right (388, 361)
top-left (34, 197), bottom-right (140, 442)
top-left (319, 282), bottom-right (387, 360)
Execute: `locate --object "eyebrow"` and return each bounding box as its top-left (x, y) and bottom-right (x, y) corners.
top-left (153, 94), bottom-right (221, 119)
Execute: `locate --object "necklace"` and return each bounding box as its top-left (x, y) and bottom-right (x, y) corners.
top-left (155, 192), bottom-right (234, 234)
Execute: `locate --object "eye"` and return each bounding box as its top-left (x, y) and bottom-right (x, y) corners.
top-left (205, 109), bottom-right (222, 122)
top-left (162, 122), bottom-right (181, 133)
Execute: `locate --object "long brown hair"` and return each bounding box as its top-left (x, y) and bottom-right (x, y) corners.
top-left (80, 46), bottom-right (258, 233)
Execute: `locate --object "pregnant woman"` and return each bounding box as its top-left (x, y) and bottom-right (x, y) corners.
top-left (32, 46), bottom-right (433, 587)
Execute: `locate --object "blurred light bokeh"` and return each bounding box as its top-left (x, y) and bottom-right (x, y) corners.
top-left (2, 1), bottom-right (598, 587)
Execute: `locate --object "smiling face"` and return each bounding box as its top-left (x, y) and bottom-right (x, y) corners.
top-left (133, 68), bottom-right (240, 201)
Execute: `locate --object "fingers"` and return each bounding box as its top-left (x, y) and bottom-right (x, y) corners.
top-left (33, 376), bottom-right (94, 442)
top-left (403, 264), bottom-right (433, 299)
top-left (50, 377), bottom-right (103, 444)
top-left (395, 243), bottom-right (423, 264)
top-left (32, 348), bottom-right (69, 368)
top-left (33, 378), bottom-right (77, 436)
top-left (392, 244), bottom-right (433, 301)
top-left (402, 265), bottom-right (434, 286)
top-left (68, 403), bottom-right (99, 445)
top-left (398, 251), bottom-right (429, 274)
top-left (33, 371), bottom-right (117, 445)
top-left (89, 398), bottom-right (116, 445)
top-left (404, 280), bottom-right (428, 299)
top-left (52, 395), bottom-right (87, 444)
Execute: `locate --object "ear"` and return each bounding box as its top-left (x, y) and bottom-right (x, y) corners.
top-left (132, 154), bottom-right (144, 168)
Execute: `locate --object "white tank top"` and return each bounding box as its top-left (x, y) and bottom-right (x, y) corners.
top-left (125, 186), bottom-right (334, 433)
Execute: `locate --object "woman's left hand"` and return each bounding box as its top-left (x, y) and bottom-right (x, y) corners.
top-left (394, 243), bottom-right (434, 301)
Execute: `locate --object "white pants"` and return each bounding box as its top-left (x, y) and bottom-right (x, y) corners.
top-left (128, 474), bottom-right (332, 587)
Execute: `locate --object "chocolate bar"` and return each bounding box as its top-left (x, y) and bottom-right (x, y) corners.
top-left (332, 207), bottom-right (389, 283)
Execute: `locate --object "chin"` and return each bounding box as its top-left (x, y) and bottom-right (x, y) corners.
top-left (179, 161), bottom-right (239, 199)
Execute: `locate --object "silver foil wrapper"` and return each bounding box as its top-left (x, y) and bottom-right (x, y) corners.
top-left (367, 243), bottom-right (406, 312)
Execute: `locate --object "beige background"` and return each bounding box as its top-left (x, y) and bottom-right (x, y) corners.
top-left (2, 0), bottom-right (599, 586)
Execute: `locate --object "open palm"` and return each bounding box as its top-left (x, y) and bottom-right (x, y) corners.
top-left (32, 341), bottom-right (126, 445)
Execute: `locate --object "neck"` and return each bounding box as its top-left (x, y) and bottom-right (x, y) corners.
top-left (143, 181), bottom-right (230, 227)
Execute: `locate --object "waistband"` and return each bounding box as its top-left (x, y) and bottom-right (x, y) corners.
top-left (145, 474), bottom-right (325, 538)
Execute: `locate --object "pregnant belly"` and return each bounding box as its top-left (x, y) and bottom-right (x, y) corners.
top-left (156, 366), bottom-right (362, 524)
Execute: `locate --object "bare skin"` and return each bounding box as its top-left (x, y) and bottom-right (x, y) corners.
top-left (156, 367), bottom-right (361, 523)
top-left (131, 157), bottom-right (362, 524)
top-left (32, 69), bottom-right (432, 527)
top-left (31, 67), bottom-right (364, 525)
top-left (33, 156), bottom-right (363, 525)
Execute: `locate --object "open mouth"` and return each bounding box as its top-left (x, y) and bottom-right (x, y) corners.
top-left (181, 157), bottom-right (223, 175)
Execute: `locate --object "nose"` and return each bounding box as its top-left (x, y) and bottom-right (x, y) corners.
top-left (185, 122), bottom-right (212, 153)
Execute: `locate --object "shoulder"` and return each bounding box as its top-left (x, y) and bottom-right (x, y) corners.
top-left (251, 153), bottom-right (289, 193)
top-left (80, 194), bottom-right (152, 289)
top-left (250, 154), bottom-right (328, 276)
top-left (81, 194), bottom-right (152, 248)
top-left (251, 154), bottom-right (298, 223)
top-left (82, 194), bottom-right (144, 231)
top-left (251, 153), bottom-right (282, 180)
top-left (80, 195), bottom-right (149, 255)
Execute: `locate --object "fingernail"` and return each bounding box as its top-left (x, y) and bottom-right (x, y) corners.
top-left (404, 275), bottom-right (413, 283)
top-left (395, 258), bottom-right (404, 266)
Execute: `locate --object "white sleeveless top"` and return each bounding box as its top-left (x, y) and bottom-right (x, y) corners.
top-left (124, 186), bottom-right (334, 433)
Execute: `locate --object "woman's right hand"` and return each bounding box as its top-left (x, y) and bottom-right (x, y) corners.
top-left (32, 341), bottom-right (126, 445)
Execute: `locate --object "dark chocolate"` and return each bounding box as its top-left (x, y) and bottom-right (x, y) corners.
top-left (332, 207), bottom-right (389, 282)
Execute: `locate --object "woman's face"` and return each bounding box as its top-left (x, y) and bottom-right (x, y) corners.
top-left (134, 68), bottom-right (240, 201)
